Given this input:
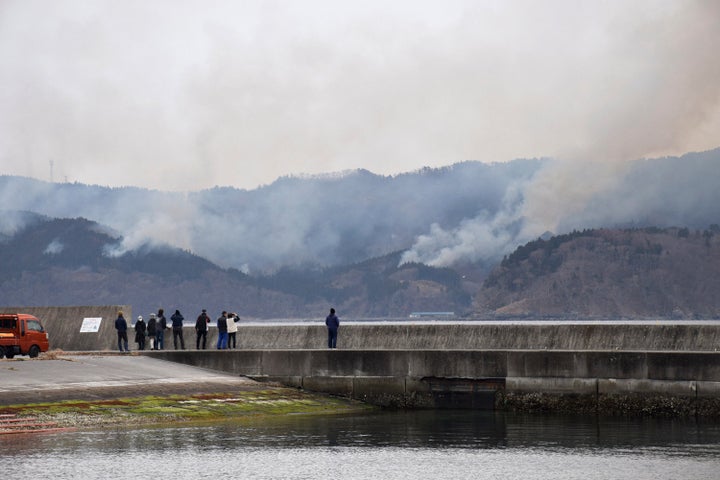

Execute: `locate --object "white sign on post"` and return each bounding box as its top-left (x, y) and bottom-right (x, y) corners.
top-left (80, 317), bottom-right (102, 333)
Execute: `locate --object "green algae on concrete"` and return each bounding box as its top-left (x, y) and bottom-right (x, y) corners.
top-left (0, 388), bottom-right (376, 429)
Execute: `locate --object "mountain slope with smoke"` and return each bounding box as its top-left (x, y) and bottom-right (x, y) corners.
top-left (1, 148), bottom-right (719, 274)
top-left (0, 159), bottom-right (540, 272)
top-left (402, 148), bottom-right (720, 267)
top-left (0, 216), bottom-right (471, 318)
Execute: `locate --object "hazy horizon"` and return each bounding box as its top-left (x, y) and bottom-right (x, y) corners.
top-left (2, 1), bottom-right (719, 192)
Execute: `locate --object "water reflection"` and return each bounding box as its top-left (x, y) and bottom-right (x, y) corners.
top-left (3, 410), bottom-right (720, 454)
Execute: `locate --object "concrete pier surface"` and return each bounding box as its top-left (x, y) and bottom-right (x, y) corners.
top-left (0, 354), bottom-right (257, 405)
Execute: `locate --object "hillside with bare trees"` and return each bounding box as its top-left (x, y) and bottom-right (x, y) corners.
top-left (475, 227), bottom-right (720, 318)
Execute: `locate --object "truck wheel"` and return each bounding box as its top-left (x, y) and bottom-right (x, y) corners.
top-left (5, 351), bottom-right (14, 359)
top-left (28, 345), bottom-right (40, 358)
top-left (0, 346), bottom-right (4, 359)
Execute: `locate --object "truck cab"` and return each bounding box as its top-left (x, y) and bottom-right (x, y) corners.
top-left (0, 314), bottom-right (50, 359)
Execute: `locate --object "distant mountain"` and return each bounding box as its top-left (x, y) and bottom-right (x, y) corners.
top-left (2, 149), bottom-right (720, 319)
top-left (0, 159), bottom-right (542, 273)
top-left (2, 149), bottom-right (719, 277)
top-left (474, 227), bottom-right (720, 318)
top-left (3, 216), bottom-right (720, 319)
top-left (0, 216), bottom-right (473, 319)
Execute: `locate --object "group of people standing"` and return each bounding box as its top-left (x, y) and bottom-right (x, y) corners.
top-left (115, 308), bottom-right (181, 352)
top-left (192, 309), bottom-right (240, 350)
top-left (114, 308), bottom-right (244, 352)
top-left (115, 307), bottom-right (341, 352)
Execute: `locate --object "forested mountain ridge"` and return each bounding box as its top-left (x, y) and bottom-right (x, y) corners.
top-left (475, 227), bottom-right (720, 318)
top-left (2, 148), bottom-right (720, 319)
top-left (0, 215), bottom-right (471, 318)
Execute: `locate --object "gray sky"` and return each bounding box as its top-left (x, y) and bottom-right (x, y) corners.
top-left (1, 0), bottom-right (719, 191)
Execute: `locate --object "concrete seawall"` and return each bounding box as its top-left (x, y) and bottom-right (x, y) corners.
top-left (227, 322), bottom-right (720, 351)
top-left (4, 306), bottom-right (719, 416)
top-left (7, 306), bottom-right (719, 353)
top-left (152, 348), bottom-right (720, 416)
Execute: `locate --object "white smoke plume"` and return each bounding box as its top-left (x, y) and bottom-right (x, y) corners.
top-left (399, 182), bottom-right (526, 266)
top-left (403, 0), bottom-right (720, 267)
top-left (43, 239), bottom-right (64, 255)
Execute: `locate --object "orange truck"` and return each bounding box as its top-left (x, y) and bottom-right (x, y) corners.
top-left (0, 313), bottom-right (50, 359)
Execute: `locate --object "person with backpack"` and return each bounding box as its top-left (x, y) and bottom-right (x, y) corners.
top-left (195, 309), bottom-right (210, 350)
top-left (171, 309), bottom-right (185, 350)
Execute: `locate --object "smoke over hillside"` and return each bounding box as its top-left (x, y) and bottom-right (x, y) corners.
top-left (402, 0), bottom-right (720, 267)
top-left (0, 161), bottom-right (538, 272)
top-left (2, 149), bottom-right (720, 273)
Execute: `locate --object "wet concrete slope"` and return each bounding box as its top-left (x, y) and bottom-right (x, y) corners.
top-left (0, 354), bottom-right (256, 405)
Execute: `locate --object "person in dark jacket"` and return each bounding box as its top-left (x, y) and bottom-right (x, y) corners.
top-left (134, 315), bottom-right (147, 351)
top-left (195, 309), bottom-right (210, 350)
top-left (325, 308), bottom-right (339, 349)
top-left (156, 309), bottom-right (167, 350)
top-left (171, 309), bottom-right (185, 350)
top-left (146, 313), bottom-right (157, 350)
top-left (216, 311), bottom-right (228, 350)
top-left (115, 311), bottom-right (129, 353)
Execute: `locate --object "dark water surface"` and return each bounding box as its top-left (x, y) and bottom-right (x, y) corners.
top-left (3, 411), bottom-right (719, 479)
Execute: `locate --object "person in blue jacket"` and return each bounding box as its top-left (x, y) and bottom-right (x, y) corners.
top-left (115, 311), bottom-right (129, 352)
top-left (325, 308), bottom-right (339, 349)
top-left (216, 311), bottom-right (228, 349)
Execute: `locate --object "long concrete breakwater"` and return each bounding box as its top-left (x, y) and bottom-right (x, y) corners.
top-left (4, 305), bottom-right (720, 416)
top-left (151, 348), bottom-right (720, 416)
top-left (4, 305), bottom-right (719, 353)
top-left (218, 322), bottom-right (720, 351)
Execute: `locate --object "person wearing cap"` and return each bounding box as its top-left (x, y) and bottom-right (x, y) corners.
top-left (114, 311), bottom-right (129, 353)
top-left (195, 309), bottom-right (210, 350)
top-left (134, 315), bottom-right (147, 351)
top-left (146, 313), bottom-right (157, 350)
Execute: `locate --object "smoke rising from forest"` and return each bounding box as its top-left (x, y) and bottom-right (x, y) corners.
top-left (1, 2), bottom-right (719, 270)
top-left (402, 0), bottom-right (720, 267)
top-left (1, 147), bottom-right (719, 275)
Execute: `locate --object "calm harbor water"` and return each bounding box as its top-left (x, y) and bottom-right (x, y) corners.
top-left (3, 410), bottom-right (719, 479)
